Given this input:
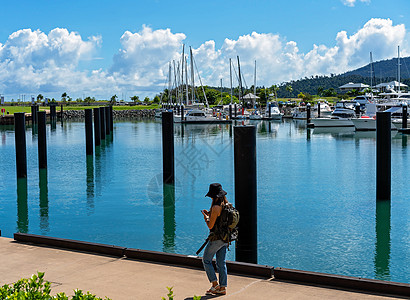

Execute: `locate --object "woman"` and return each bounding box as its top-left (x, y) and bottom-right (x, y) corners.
top-left (201, 183), bottom-right (228, 295)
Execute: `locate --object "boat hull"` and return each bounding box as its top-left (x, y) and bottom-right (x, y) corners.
top-left (353, 118), bottom-right (397, 130)
top-left (352, 118), bottom-right (376, 130)
top-left (311, 118), bottom-right (354, 127)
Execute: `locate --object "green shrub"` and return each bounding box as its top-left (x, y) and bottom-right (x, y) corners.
top-left (161, 286), bottom-right (201, 300)
top-left (0, 272), bottom-right (111, 300)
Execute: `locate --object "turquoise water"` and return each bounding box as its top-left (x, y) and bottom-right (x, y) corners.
top-left (1, 119), bottom-right (409, 283)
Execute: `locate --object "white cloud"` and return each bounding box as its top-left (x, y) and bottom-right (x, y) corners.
top-left (0, 19), bottom-right (407, 99)
top-left (190, 18), bottom-right (406, 88)
top-left (110, 26), bottom-right (185, 87)
top-left (342, 0), bottom-right (370, 7)
top-left (0, 28), bottom-right (102, 96)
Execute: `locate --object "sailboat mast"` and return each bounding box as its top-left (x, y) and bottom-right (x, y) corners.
top-left (398, 45), bottom-right (401, 94)
top-left (254, 60), bottom-right (256, 107)
top-left (369, 52), bottom-right (374, 98)
top-left (237, 56), bottom-right (243, 106)
top-left (185, 56), bottom-right (189, 105)
top-left (168, 62), bottom-right (171, 103)
top-left (220, 78), bottom-right (223, 104)
top-left (230, 58), bottom-right (233, 104)
top-left (181, 45), bottom-right (185, 105)
top-left (190, 47), bottom-right (195, 102)
top-left (173, 61), bottom-right (177, 103)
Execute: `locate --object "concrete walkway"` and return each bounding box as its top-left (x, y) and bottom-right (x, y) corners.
top-left (0, 237), bottom-right (401, 299)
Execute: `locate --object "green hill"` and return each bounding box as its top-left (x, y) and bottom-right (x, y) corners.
top-left (275, 56), bottom-right (410, 97)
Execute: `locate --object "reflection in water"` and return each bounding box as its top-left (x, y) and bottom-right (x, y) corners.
top-left (39, 169), bottom-right (49, 233)
top-left (163, 183), bottom-right (176, 253)
top-left (2, 133), bottom-right (5, 145)
top-left (16, 178), bottom-right (28, 233)
top-left (307, 128), bottom-right (311, 141)
top-left (374, 200), bottom-right (391, 280)
top-left (86, 155), bottom-right (95, 212)
top-left (402, 134), bottom-right (407, 148)
top-left (95, 147), bottom-right (102, 197)
top-left (32, 124), bottom-right (37, 135)
top-left (51, 119), bottom-right (57, 131)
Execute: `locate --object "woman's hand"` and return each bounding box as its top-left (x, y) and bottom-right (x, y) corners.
top-left (201, 210), bottom-right (210, 222)
top-left (205, 205), bottom-right (222, 229)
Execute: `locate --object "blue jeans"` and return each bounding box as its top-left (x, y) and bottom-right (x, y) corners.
top-left (202, 239), bottom-right (228, 287)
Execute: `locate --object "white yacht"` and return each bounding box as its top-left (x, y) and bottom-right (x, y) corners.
top-left (292, 107), bottom-right (308, 120)
top-left (311, 101), bottom-right (356, 127)
top-left (249, 109), bottom-right (262, 120)
top-left (314, 100), bottom-right (332, 116)
top-left (174, 109), bottom-right (230, 123)
top-left (264, 102), bottom-right (283, 120)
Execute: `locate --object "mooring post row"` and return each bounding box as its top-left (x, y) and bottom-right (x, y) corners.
top-left (37, 111), bottom-right (47, 169)
top-left (85, 109), bottom-right (93, 155)
top-left (93, 107), bottom-right (101, 146)
top-left (105, 106), bottom-right (110, 135)
top-left (234, 125), bottom-right (257, 264)
top-left (376, 111), bottom-right (391, 201)
top-left (14, 112), bottom-right (27, 178)
top-left (162, 111), bottom-right (174, 184)
top-left (99, 106), bottom-right (106, 139)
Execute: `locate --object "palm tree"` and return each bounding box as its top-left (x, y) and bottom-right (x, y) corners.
top-left (61, 92), bottom-right (68, 102)
top-left (36, 94), bottom-right (44, 103)
top-left (110, 94), bottom-right (118, 105)
top-left (286, 85), bottom-right (293, 98)
top-left (130, 95), bottom-right (139, 105)
top-left (271, 85), bottom-right (279, 100)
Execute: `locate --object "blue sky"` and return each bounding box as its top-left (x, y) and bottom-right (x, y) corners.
top-left (0, 0), bottom-right (409, 100)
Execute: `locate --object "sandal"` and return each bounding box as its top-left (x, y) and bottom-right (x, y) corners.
top-left (205, 285), bottom-right (219, 295)
top-left (214, 286), bottom-right (226, 295)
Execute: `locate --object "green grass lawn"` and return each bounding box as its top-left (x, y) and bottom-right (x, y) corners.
top-left (0, 106), bottom-right (50, 114)
top-left (0, 104), bottom-right (159, 115)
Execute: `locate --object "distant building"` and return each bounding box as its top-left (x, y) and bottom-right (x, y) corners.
top-left (339, 82), bottom-right (369, 92)
top-left (375, 81), bottom-right (408, 93)
top-left (242, 93), bottom-right (260, 106)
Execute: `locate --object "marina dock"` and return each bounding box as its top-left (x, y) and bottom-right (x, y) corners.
top-left (0, 236), bottom-right (406, 299)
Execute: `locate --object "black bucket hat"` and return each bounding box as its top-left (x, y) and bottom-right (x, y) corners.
top-left (205, 183), bottom-right (227, 198)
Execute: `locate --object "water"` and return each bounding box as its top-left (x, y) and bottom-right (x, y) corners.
top-left (0, 119), bottom-right (409, 284)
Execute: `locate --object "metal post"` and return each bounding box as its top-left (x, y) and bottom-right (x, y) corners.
top-left (234, 104), bottom-right (237, 118)
top-left (50, 105), bottom-right (56, 120)
top-left (355, 102), bottom-right (361, 118)
top-left (234, 125), bottom-right (257, 263)
top-left (14, 113), bottom-right (27, 178)
top-left (402, 103), bottom-right (408, 129)
top-left (105, 107), bottom-right (111, 135)
top-left (162, 111), bottom-right (174, 184)
top-left (229, 104), bottom-right (232, 120)
top-left (37, 111), bottom-right (47, 169)
top-left (31, 106), bottom-right (36, 124)
top-left (306, 103), bottom-right (311, 124)
top-left (181, 105), bottom-right (184, 122)
top-left (85, 109), bottom-right (93, 156)
top-left (110, 106), bottom-right (114, 132)
top-left (93, 108), bottom-right (101, 147)
top-left (376, 112), bottom-right (391, 201)
top-left (60, 105), bottom-right (63, 119)
top-left (317, 102), bottom-right (321, 118)
top-left (100, 107), bottom-right (106, 140)
top-left (268, 102), bottom-right (271, 119)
